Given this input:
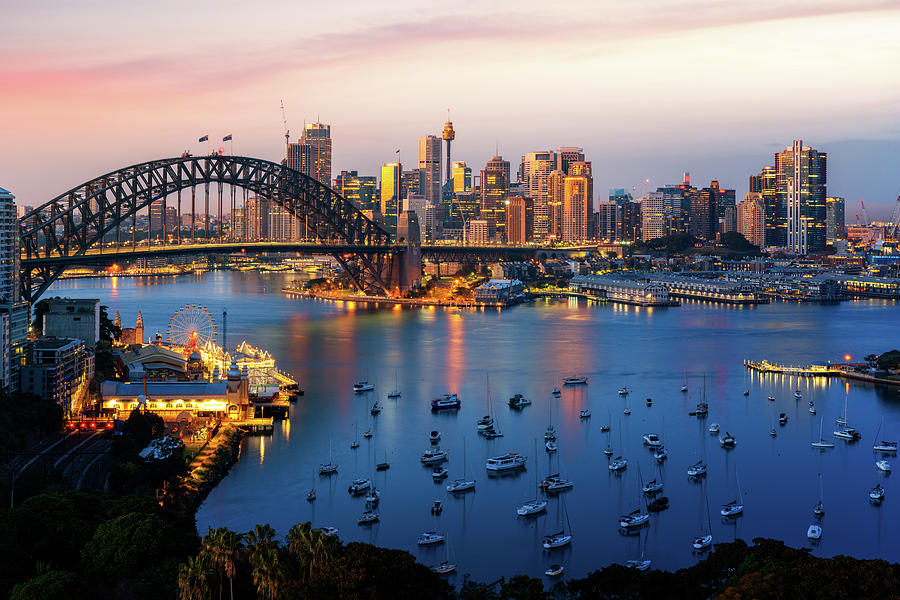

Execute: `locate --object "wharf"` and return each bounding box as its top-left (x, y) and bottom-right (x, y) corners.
top-left (744, 360), bottom-right (835, 377)
top-left (286, 288), bottom-right (519, 309)
top-left (231, 417), bottom-right (274, 433)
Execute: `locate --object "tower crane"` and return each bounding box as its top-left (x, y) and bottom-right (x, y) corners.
top-left (280, 99), bottom-right (290, 151)
top-left (888, 195), bottom-right (900, 240)
top-left (859, 199), bottom-right (869, 227)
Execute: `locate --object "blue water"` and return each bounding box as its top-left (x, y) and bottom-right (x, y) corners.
top-left (50, 272), bottom-right (900, 581)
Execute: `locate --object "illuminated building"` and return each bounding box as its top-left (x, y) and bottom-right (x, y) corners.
top-left (338, 171), bottom-right (378, 213)
top-left (244, 196), bottom-right (268, 240)
top-left (442, 119), bottom-right (455, 187)
top-left (567, 160), bottom-right (594, 237)
top-left (452, 190), bottom-right (479, 228)
top-left (521, 151), bottom-right (556, 242)
top-left (750, 166), bottom-right (777, 247)
top-left (775, 140), bottom-right (827, 253)
top-left (641, 185), bottom-right (687, 241)
top-left (286, 142), bottom-right (311, 176)
top-left (0, 190), bottom-right (31, 392)
top-left (466, 219), bottom-right (489, 244)
top-left (480, 163), bottom-right (509, 240)
top-left (562, 176), bottom-right (589, 242)
top-left (402, 168), bottom-right (423, 201)
top-left (418, 135), bottom-right (442, 206)
top-left (826, 197), bottom-right (845, 244)
top-left (404, 195), bottom-right (433, 242)
top-left (737, 193), bottom-right (766, 247)
top-left (556, 147), bottom-right (584, 173)
top-left (548, 170), bottom-right (566, 242)
top-left (595, 201), bottom-right (617, 241)
top-left (268, 204), bottom-right (300, 241)
top-left (380, 162), bottom-right (402, 237)
top-left (506, 195), bottom-right (533, 244)
top-left (22, 338), bottom-right (94, 415)
top-left (452, 161), bottom-right (472, 192)
top-left (301, 122), bottom-right (332, 185)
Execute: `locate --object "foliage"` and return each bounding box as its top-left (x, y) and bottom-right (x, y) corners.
top-left (631, 233), bottom-right (697, 255)
top-left (720, 231), bottom-right (759, 253)
top-left (0, 391), bottom-right (64, 452)
top-left (124, 408), bottom-right (166, 451)
top-left (99, 305), bottom-right (121, 342)
top-left (876, 349), bottom-right (900, 371)
top-left (9, 570), bottom-right (82, 600)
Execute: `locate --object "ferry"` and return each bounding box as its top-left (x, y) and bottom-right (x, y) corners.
top-left (563, 376), bottom-right (587, 385)
top-left (486, 453), bottom-right (527, 471)
top-left (431, 393), bottom-right (461, 411)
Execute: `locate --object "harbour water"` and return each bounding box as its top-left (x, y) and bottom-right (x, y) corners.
top-left (50, 271), bottom-right (900, 581)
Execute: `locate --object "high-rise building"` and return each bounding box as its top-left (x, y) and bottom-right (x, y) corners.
top-left (418, 135), bottom-right (442, 206)
top-left (595, 201), bottom-right (617, 241)
top-left (562, 176), bottom-right (589, 242)
top-left (521, 151), bottom-right (556, 242)
top-left (380, 163), bottom-right (402, 238)
top-left (826, 197), bottom-right (845, 245)
top-left (0, 186), bottom-right (28, 392)
top-left (737, 193), bottom-right (766, 248)
top-left (480, 158), bottom-right (509, 240)
top-left (620, 201), bottom-right (641, 242)
top-left (244, 196), bottom-right (269, 240)
top-left (286, 142), bottom-right (311, 177)
top-left (404, 195), bottom-right (432, 243)
top-left (269, 204), bottom-right (300, 241)
top-left (453, 191), bottom-right (480, 227)
top-left (300, 123), bottom-right (332, 186)
top-left (750, 166), bottom-right (777, 247)
top-left (452, 161), bottom-right (472, 193)
top-left (775, 140), bottom-right (827, 253)
top-left (466, 219), bottom-right (489, 245)
top-left (567, 160), bottom-right (594, 237)
top-left (641, 186), bottom-right (686, 241)
top-left (338, 171), bottom-right (378, 213)
top-left (506, 195), bottom-right (533, 244)
top-left (693, 180), bottom-right (734, 239)
top-left (401, 168), bottom-right (423, 201)
top-left (609, 189), bottom-right (632, 205)
top-left (442, 119), bottom-right (455, 187)
top-left (547, 170), bottom-right (566, 242)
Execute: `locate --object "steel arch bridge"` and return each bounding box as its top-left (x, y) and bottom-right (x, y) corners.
top-left (19, 155), bottom-right (406, 302)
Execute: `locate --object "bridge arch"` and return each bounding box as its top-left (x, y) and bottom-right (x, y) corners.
top-left (19, 155), bottom-right (402, 301)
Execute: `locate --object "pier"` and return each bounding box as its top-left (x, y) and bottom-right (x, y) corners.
top-left (744, 360), bottom-right (836, 377)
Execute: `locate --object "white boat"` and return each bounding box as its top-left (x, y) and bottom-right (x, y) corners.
top-left (681, 385), bottom-right (688, 392)
top-left (600, 423), bottom-right (610, 432)
top-left (350, 422), bottom-right (360, 449)
top-left (363, 428), bottom-right (373, 439)
top-left (518, 499), bottom-right (548, 516)
top-left (542, 531), bottom-right (572, 549)
top-left (608, 456), bottom-right (627, 471)
top-left (432, 466), bottom-right (449, 480)
top-left (486, 452), bottom-right (527, 471)
top-left (876, 460), bottom-right (891, 472)
top-left (431, 393), bottom-right (461, 411)
top-left (431, 500), bottom-right (443, 514)
top-left (544, 564), bottom-right (564, 577)
top-left (318, 438), bottom-right (338, 475)
top-left (364, 489), bottom-right (380, 504)
top-left (708, 423), bottom-right (720, 434)
top-left (604, 445), bottom-right (614, 456)
top-left (720, 470), bottom-right (744, 518)
top-left (508, 394), bottom-right (531, 409)
top-left (319, 526), bottom-right (339, 537)
top-left (552, 387), bottom-right (561, 396)
top-left (476, 415), bottom-right (494, 431)
top-left (653, 446), bottom-right (668, 462)
top-left (387, 370), bottom-right (401, 398)
top-left (580, 409), bottom-right (591, 419)
top-left (811, 417), bottom-right (834, 448)
top-left (834, 428), bottom-right (860, 441)
top-left (432, 562), bottom-right (457, 575)
top-left (353, 381), bottom-right (374, 393)
top-left (719, 432), bottom-right (736, 449)
top-left (429, 430), bottom-right (441, 443)
top-left (642, 478), bottom-right (663, 495)
top-left (357, 512), bottom-right (379, 525)
top-left (417, 532), bottom-right (445, 546)
top-left (446, 438), bottom-right (475, 493)
top-left (626, 559), bottom-right (651, 571)
top-left (306, 488), bottom-right (316, 502)
top-left (642, 433), bottom-right (661, 447)
top-left (545, 440), bottom-right (558, 453)
top-left (807, 524), bottom-right (822, 540)
top-left (481, 427), bottom-right (503, 439)
top-left (544, 425), bottom-right (557, 440)
top-left (421, 448), bottom-right (448, 463)
top-left (618, 386), bottom-right (629, 395)
top-left (623, 407), bottom-right (632, 416)
top-left (563, 376), bottom-right (587, 385)
top-left (542, 475), bottom-right (574, 492)
top-left (814, 472), bottom-right (826, 517)
top-left (618, 508), bottom-right (649, 529)
top-left (692, 534), bottom-right (713, 550)
top-left (370, 401), bottom-right (382, 415)
top-left (687, 460), bottom-right (707, 477)
top-left (869, 484), bottom-right (885, 502)
top-left (809, 400), bottom-right (816, 414)
top-left (794, 390), bottom-right (803, 399)
top-left (348, 477), bottom-right (371, 495)
top-left (767, 396), bottom-right (775, 402)
top-left (873, 418), bottom-right (898, 453)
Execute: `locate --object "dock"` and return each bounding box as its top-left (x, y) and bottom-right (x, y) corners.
top-left (232, 417), bottom-right (274, 433)
top-left (744, 360), bottom-right (836, 377)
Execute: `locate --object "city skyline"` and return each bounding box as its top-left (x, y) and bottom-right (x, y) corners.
top-left (2, 1), bottom-right (899, 216)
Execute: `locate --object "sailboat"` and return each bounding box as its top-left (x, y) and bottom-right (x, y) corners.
top-left (653, 417), bottom-right (668, 462)
top-left (542, 496), bottom-right (573, 549)
top-left (719, 398), bottom-right (735, 448)
top-left (353, 368), bottom-right (374, 393)
top-left (431, 536), bottom-right (457, 574)
top-left (626, 526), bottom-right (652, 571)
top-left (306, 468), bottom-right (316, 502)
top-left (620, 467), bottom-right (649, 528)
top-left (770, 411), bottom-right (777, 438)
top-left (814, 472), bottom-right (825, 517)
top-left (642, 462), bottom-right (664, 495)
top-left (687, 420), bottom-right (707, 478)
top-left (609, 419), bottom-right (627, 471)
top-left (518, 440), bottom-right (548, 516)
top-left (319, 438), bottom-right (338, 475)
top-left (692, 480), bottom-right (713, 550)
top-left (623, 392), bottom-right (631, 416)
top-left (873, 418), bottom-right (898, 453)
top-left (720, 468), bottom-right (744, 517)
top-left (681, 370), bottom-right (689, 393)
top-left (376, 448), bottom-right (390, 471)
top-left (811, 416), bottom-right (835, 449)
top-left (387, 370), bottom-right (401, 399)
top-left (350, 422), bottom-right (360, 449)
top-left (446, 437), bottom-right (476, 493)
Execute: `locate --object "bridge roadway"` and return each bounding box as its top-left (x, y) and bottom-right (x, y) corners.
top-left (22, 241), bottom-right (597, 267)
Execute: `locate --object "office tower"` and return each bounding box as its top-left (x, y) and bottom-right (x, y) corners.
top-left (232, 206), bottom-right (246, 239)
top-left (595, 201), bottom-right (618, 241)
top-left (620, 201), bottom-right (641, 242)
top-left (641, 186), bottom-right (685, 241)
top-left (300, 123), bottom-right (332, 185)
top-left (480, 157), bottom-right (509, 240)
top-left (286, 142), bottom-right (311, 177)
top-left (418, 135), bottom-right (442, 205)
top-left (506, 195), bottom-right (533, 244)
top-left (826, 197), bottom-right (845, 244)
top-left (149, 200), bottom-right (165, 240)
top-left (562, 176), bottom-right (589, 242)
top-left (521, 151), bottom-right (556, 242)
top-left (338, 171), bottom-right (378, 213)
top-left (556, 147), bottom-right (584, 174)
top-left (715, 183), bottom-right (736, 234)
top-left (693, 180), bottom-right (733, 240)
top-left (380, 163), bottom-right (402, 237)
top-left (568, 160), bottom-right (594, 237)
top-left (1, 187), bottom-right (28, 393)
top-left (750, 166), bottom-right (777, 247)
top-left (738, 193), bottom-right (766, 247)
top-left (401, 168), bottom-right (423, 201)
top-left (609, 188), bottom-right (632, 205)
top-left (268, 204), bottom-right (300, 241)
top-left (442, 119), bottom-right (455, 186)
top-left (244, 196), bottom-right (269, 240)
top-left (452, 161), bottom-right (472, 193)
top-left (466, 219), bottom-right (489, 244)
top-left (775, 140), bottom-right (826, 253)
top-left (548, 170), bottom-right (566, 242)
top-left (0, 188), bottom-right (17, 307)
top-left (453, 191), bottom-right (480, 227)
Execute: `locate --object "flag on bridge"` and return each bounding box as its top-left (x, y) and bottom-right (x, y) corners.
top-left (223, 134), bottom-right (232, 142)
top-left (198, 135), bottom-right (209, 143)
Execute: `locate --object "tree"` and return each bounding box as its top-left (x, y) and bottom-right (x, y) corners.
top-left (720, 231), bottom-right (758, 253)
top-left (286, 522), bottom-right (338, 584)
top-left (864, 354), bottom-right (879, 368)
top-left (9, 570), bottom-right (81, 600)
top-left (99, 305), bottom-right (121, 342)
top-left (250, 547), bottom-right (285, 600)
top-left (202, 527), bottom-right (242, 600)
top-left (178, 554), bottom-right (213, 600)
top-left (876, 350), bottom-right (900, 371)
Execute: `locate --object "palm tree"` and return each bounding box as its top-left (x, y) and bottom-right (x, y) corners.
top-left (251, 547), bottom-right (286, 600)
top-left (178, 553), bottom-right (213, 600)
top-left (202, 527), bottom-right (242, 600)
top-left (287, 522), bottom-right (335, 582)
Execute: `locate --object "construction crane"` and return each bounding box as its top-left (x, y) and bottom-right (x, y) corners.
top-left (859, 199), bottom-right (870, 227)
top-left (888, 195), bottom-right (900, 240)
top-left (280, 99), bottom-right (290, 151)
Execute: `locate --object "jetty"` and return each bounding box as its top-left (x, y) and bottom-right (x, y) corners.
top-left (744, 360), bottom-right (835, 377)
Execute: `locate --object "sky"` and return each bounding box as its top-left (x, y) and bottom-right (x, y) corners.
top-left (2, 0), bottom-right (899, 217)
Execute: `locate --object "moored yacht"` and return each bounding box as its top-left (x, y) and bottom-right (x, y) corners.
top-left (687, 460), bottom-right (707, 477)
top-left (417, 532), bottom-right (445, 545)
top-left (642, 433), bottom-right (661, 447)
top-left (834, 427), bottom-right (860, 441)
top-left (580, 409), bottom-right (591, 419)
top-left (720, 500), bottom-right (743, 517)
top-left (708, 423), bottom-right (720, 434)
top-left (618, 509), bottom-right (649, 528)
top-left (370, 401), bottom-right (382, 415)
top-left (421, 448), bottom-right (449, 463)
top-left (641, 478), bottom-right (663, 495)
top-left (794, 390), bottom-right (803, 399)
top-left (626, 559), bottom-right (651, 571)
top-left (486, 452), bottom-right (527, 471)
top-left (476, 415), bottom-right (494, 431)
top-left (432, 466), bottom-right (449, 480)
top-left (874, 440), bottom-right (898, 453)
top-left (563, 376), bottom-right (587, 385)
top-left (552, 387), bottom-right (561, 396)
top-left (431, 500), bottom-right (443, 514)
top-left (541, 474), bottom-right (574, 492)
top-left (348, 478), bottom-right (371, 495)
top-left (618, 386), bottom-right (629, 395)
top-left (545, 440), bottom-right (558, 453)
top-left (518, 499), bottom-right (548, 516)
top-left (692, 534), bottom-right (713, 550)
top-left (653, 446), bottom-right (668, 462)
top-left (431, 393), bottom-right (461, 411)
top-left (430, 430), bottom-right (441, 443)
top-left (608, 456), bottom-right (628, 471)
top-left (446, 477), bottom-right (476, 493)
top-left (357, 511), bottom-right (379, 525)
top-left (544, 564), bottom-right (564, 576)
top-left (807, 524), bottom-right (822, 540)
top-left (508, 394), bottom-right (531, 409)
top-left (542, 531), bottom-right (572, 549)
top-left (604, 445), bottom-right (614, 456)
top-left (719, 432), bottom-right (736, 449)
top-left (869, 484), bottom-right (885, 502)
top-left (353, 381), bottom-right (374, 393)
top-left (876, 460), bottom-right (891, 472)
top-left (544, 425), bottom-right (557, 440)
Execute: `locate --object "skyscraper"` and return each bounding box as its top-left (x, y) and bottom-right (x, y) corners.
top-left (521, 151), bottom-right (556, 242)
top-left (826, 197), bottom-right (845, 245)
top-left (737, 193), bottom-right (766, 248)
top-left (286, 142), bottom-right (311, 177)
top-left (562, 176), bottom-right (589, 242)
top-left (301, 122), bottom-right (332, 185)
top-left (442, 119), bottom-right (455, 186)
top-left (0, 186), bottom-right (28, 392)
top-left (418, 135), bottom-right (442, 206)
top-left (775, 139), bottom-right (827, 253)
top-left (568, 161), bottom-right (594, 238)
top-left (452, 161), bottom-right (472, 193)
top-left (380, 163), bottom-right (402, 238)
top-left (595, 202), bottom-right (618, 241)
top-left (480, 157), bottom-right (509, 240)
top-left (506, 195), bottom-right (533, 244)
top-left (749, 166), bottom-right (777, 247)
top-left (547, 170), bottom-right (566, 242)
top-left (338, 171), bottom-right (378, 213)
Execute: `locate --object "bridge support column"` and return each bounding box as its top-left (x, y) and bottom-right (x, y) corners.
top-left (386, 245), bottom-right (422, 293)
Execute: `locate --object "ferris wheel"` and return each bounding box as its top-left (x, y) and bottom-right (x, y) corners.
top-left (166, 303), bottom-right (217, 348)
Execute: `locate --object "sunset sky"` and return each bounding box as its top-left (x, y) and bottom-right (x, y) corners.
top-left (2, 0), bottom-right (899, 215)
